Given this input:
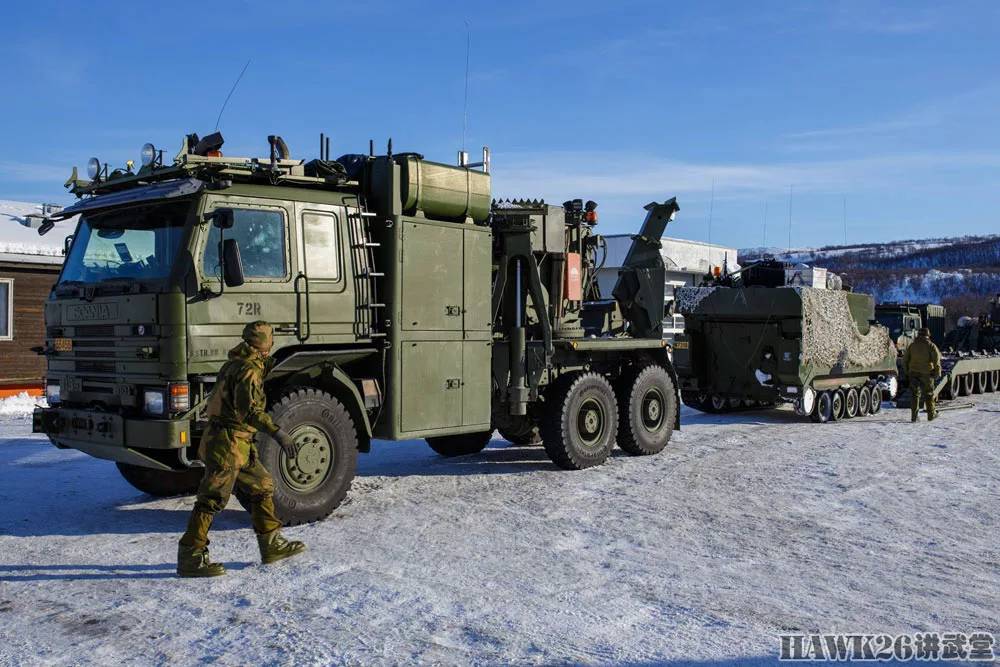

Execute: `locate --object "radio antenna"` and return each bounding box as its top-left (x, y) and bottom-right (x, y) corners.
top-left (215, 58), bottom-right (252, 131)
top-left (462, 20), bottom-right (471, 152)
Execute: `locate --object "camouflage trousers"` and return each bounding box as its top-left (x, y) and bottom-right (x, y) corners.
top-left (909, 373), bottom-right (937, 421)
top-left (179, 425), bottom-right (282, 550)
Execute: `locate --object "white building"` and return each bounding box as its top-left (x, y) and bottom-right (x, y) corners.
top-left (596, 235), bottom-right (737, 340)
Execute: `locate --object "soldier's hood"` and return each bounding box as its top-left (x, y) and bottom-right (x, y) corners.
top-left (228, 341), bottom-right (262, 362)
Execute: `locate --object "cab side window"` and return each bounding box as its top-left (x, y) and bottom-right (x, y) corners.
top-left (203, 209), bottom-right (287, 279)
top-left (302, 211), bottom-right (340, 280)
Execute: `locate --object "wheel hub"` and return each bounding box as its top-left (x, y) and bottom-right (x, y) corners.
top-left (577, 398), bottom-right (606, 447)
top-left (641, 389), bottom-right (665, 431)
top-left (280, 425), bottom-right (333, 492)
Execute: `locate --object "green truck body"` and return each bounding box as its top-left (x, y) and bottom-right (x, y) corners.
top-left (31, 133), bottom-right (682, 523)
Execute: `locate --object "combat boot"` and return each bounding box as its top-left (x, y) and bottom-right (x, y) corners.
top-left (177, 545), bottom-right (226, 578)
top-left (257, 530), bottom-right (306, 565)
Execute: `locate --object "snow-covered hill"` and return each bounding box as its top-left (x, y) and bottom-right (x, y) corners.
top-left (1, 400), bottom-right (998, 664)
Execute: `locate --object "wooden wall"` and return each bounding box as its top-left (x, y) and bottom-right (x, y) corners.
top-left (0, 262), bottom-right (59, 388)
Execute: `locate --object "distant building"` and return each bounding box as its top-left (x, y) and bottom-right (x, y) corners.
top-left (0, 201), bottom-right (70, 396)
top-left (596, 235), bottom-right (737, 341)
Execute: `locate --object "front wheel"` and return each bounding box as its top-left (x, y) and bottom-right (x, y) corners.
top-left (616, 365), bottom-right (677, 456)
top-left (256, 388), bottom-right (359, 526)
top-left (116, 462), bottom-right (203, 497)
top-left (540, 372), bottom-right (618, 470)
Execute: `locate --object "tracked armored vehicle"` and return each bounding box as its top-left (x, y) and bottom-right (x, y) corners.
top-left (673, 260), bottom-right (898, 422)
top-left (31, 132), bottom-right (682, 523)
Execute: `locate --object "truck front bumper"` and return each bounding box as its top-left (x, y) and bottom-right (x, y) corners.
top-left (33, 407), bottom-right (192, 470)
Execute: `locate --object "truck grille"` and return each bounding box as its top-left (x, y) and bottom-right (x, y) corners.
top-left (76, 361), bottom-right (115, 373)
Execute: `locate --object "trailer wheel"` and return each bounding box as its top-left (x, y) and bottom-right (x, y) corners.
top-left (256, 388), bottom-right (359, 526)
top-left (869, 386), bottom-right (883, 414)
top-left (959, 374), bottom-right (973, 396)
top-left (681, 391), bottom-right (711, 412)
top-left (973, 371), bottom-right (988, 394)
top-left (857, 386), bottom-right (871, 416)
top-left (811, 391), bottom-right (832, 423)
top-left (115, 463), bottom-right (203, 497)
top-left (616, 364), bottom-right (677, 456)
top-left (709, 394), bottom-right (729, 413)
top-left (496, 415), bottom-right (542, 446)
top-left (988, 370), bottom-right (1000, 393)
top-left (830, 390), bottom-right (846, 421)
top-left (540, 372), bottom-right (618, 470)
top-left (426, 431), bottom-right (493, 456)
top-left (844, 387), bottom-right (859, 419)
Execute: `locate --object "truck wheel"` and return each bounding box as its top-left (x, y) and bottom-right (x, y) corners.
top-left (830, 390), bottom-right (845, 421)
top-left (540, 372), bottom-right (618, 470)
top-left (810, 391), bottom-right (832, 423)
top-left (857, 386), bottom-right (871, 416)
top-left (973, 371), bottom-right (988, 394)
top-left (844, 387), bottom-right (859, 419)
top-left (256, 388), bottom-right (359, 526)
top-left (115, 463), bottom-right (203, 497)
top-left (426, 431), bottom-right (493, 456)
top-left (497, 415), bottom-right (542, 446)
top-left (869, 386), bottom-right (882, 414)
top-left (616, 364), bottom-right (677, 456)
top-left (959, 374), bottom-right (973, 396)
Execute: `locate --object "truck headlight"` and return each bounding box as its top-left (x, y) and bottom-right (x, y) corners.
top-left (46, 381), bottom-right (61, 405)
top-left (144, 389), bottom-right (166, 416)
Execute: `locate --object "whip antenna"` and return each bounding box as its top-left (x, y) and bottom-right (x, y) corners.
top-left (462, 20), bottom-right (471, 151)
top-left (215, 58), bottom-right (252, 131)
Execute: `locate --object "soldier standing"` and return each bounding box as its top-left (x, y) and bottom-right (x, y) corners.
top-left (178, 321), bottom-right (305, 577)
top-left (903, 327), bottom-right (942, 423)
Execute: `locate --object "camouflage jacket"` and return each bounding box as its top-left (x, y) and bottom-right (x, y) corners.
top-left (204, 341), bottom-right (280, 436)
top-left (903, 336), bottom-right (942, 377)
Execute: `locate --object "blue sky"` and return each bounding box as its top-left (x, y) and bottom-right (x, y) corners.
top-left (1, 1), bottom-right (998, 249)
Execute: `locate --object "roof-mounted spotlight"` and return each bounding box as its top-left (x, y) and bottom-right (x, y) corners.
top-left (141, 143), bottom-right (158, 167)
top-left (87, 157), bottom-right (102, 181)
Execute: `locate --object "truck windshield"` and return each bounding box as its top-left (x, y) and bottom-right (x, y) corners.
top-left (59, 201), bottom-right (190, 285)
top-left (875, 313), bottom-right (904, 338)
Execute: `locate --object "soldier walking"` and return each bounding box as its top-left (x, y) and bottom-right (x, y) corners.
top-left (903, 327), bottom-right (942, 423)
top-left (178, 321), bottom-right (305, 577)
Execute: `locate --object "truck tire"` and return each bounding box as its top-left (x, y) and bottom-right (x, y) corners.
top-left (959, 374), bottom-right (973, 396)
top-left (830, 390), bottom-right (845, 421)
top-left (844, 387), bottom-right (859, 419)
top-left (540, 372), bottom-right (618, 470)
top-left (115, 463), bottom-right (203, 497)
top-left (857, 385), bottom-right (871, 416)
top-left (810, 391), bottom-right (832, 423)
top-left (869, 386), bottom-right (882, 414)
top-left (426, 431), bottom-right (492, 456)
top-left (256, 388), bottom-right (359, 526)
top-left (616, 364), bottom-right (677, 456)
top-left (496, 415), bottom-right (542, 446)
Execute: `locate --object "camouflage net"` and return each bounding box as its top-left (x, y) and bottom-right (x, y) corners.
top-left (674, 287), bottom-right (718, 314)
top-left (796, 287), bottom-right (894, 370)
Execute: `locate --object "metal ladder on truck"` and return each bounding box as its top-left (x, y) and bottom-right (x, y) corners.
top-left (345, 196), bottom-right (386, 340)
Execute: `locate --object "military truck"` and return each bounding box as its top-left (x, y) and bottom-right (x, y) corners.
top-left (31, 132), bottom-right (682, 524)
top-left (672, 260), bottom-right (899, 423)
top-left (876, 300), bottom-right (1000, 404)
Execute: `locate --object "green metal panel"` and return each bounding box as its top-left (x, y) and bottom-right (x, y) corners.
top-left (462, 340), bottom-right (491, 426)
top-left (463, 227), bottom-right (492, 332)
top-left (397, 156), bottom-right (491, 222)
top-left (401, 221), bottom-right (464, 332)
top-left (400, 341), bottom-right (463, 432)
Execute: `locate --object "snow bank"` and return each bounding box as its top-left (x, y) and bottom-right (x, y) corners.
top-left (0, 392), bottom-right (46, 418)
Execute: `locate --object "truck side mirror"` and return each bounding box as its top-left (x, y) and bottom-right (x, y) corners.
top-left (209, 208), bottom-right (235, 229)
top-left (221, 238), bottom-right (245, 287)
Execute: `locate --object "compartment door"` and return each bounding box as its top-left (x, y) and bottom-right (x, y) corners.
top-left (462, 340), bottom-right (492, 427)
top-left (401, 341), bottom-right (463, 432)
top-left (401, 222), bottom-right (464, 332)
top-left (463, 228), bottom-right (492, 332)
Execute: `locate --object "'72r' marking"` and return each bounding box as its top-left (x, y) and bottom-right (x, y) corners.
top-left (237, 302), bottom-right (262, 316)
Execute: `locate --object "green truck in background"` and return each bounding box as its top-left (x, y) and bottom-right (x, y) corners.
top-left (31, 132), bottom-right (682, 524)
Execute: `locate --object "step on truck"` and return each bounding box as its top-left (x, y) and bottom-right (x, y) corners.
top-left (31, 132), bottom-right (682, 524)
top-left (672, 259), bottom-right (899, 422)
top-left (876, 300), bottom-right (1000, 405)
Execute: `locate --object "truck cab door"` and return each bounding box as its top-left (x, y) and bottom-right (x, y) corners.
top-left (186, 197), bottom-right (299, 371)
top-left (293, 202), bottom-right (354, 342)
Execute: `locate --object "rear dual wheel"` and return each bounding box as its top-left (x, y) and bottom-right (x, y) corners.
top-left (616, 365), bottom-right (678, 456)
top-left (541, 372), bottom-right (619, 470)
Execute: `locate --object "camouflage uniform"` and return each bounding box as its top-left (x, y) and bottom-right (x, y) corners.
top-left (903, 328), bottom-right (942, 422)
top-left (178, 321), bottom-right (304, 576)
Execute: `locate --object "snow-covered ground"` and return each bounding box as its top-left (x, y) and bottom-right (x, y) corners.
top-left (1, 400), bottom-right (998, 665)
